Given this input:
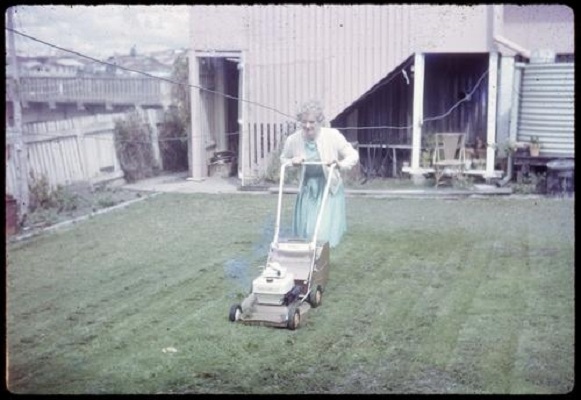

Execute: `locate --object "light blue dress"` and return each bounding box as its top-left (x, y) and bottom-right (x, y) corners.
top-left (292, 140), bottom-right (347, 247)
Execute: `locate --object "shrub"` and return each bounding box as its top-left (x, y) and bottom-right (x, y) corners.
top-left (113, 111), bottom-right (159, 183)
top-left (263, 146), bottom-right (300, 185)
top-left (28, 171), bottom-right (79, 213)
top-left (262, 122), bottom-right (300, 185)
top-left (28, 171), bottom-right (55, 212)
top-left (513, 171), bottom-right (546, 194)
top-left (155, 53), bottom-right (190, 172)
top-left (27, 172), bottom-right (80, 228)
top-left (97, 195), bottom-right (117, 208)
top-left (158, 107), bottom-right (189, 171)
top-left (52, 184), bottom-right (80, 212)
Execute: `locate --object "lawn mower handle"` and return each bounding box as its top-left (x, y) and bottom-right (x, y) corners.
top-left (273, 161), bottom-right (337, 246)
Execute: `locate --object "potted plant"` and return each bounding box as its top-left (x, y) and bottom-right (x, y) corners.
top-left (421, 149), bottom-right (432, 168)
top-left (421, 134), bottom-right (435, 168)
top-left (529, 136), bottom-right (541, 157)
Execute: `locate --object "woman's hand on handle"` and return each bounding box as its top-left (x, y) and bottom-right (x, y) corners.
top-left (292, 157), bottom-right (304, 166)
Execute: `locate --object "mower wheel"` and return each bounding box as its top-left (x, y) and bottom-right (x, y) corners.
top-left (229, 304), bottom-right (242, 322)
top-left (308, 285), bottom-right (323, 308)
top-left (287, 305), bottom-right (301, 330)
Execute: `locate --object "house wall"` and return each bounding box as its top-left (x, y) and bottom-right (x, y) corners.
top-left (502, 5), bottom-right (574, 55)
top-left (190, 5), bottom-right (496, 123)
top-left (191, 5), bottom-right (488, 178)
top-left (190, 4), bottom-right (574, 179)
top-left (190, 5), bottom-right (249, 51)
top-left (409, 5), bottom-right (490, 53)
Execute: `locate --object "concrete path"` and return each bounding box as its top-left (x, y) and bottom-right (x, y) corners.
top-left (122, 172), bottom-right (513, 198)
top-left (123, 172), bottom-right (244, 194)
top-left (10, 174), bottom-right (554, 244)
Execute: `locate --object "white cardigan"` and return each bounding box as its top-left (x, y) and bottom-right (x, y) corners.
top-left (280, 127), bottom-right (359, 194)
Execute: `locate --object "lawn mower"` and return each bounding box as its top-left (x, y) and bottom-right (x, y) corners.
top-left (228, 161), bottom-right (335, 330)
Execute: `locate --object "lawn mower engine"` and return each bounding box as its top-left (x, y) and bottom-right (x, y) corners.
top-left (252, 262), bottom-right (301, 306)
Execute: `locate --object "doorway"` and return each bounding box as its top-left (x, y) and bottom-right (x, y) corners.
top-left (197, 52), bottom-right (242, 178)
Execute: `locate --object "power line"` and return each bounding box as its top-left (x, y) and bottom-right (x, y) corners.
top-left (6, 26), bottom-right (296, 120)
top-left (17, 131), bottom-right (242, 145)
top-left (422, 69), bottom-right (489, 123)
top-left (6, 27), bottom-right (494, 140)
top-left (334, 68), bottom-right (490, 131)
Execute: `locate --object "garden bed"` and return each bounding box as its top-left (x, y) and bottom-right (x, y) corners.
top-left (20, 181), bottom-right (147, 235)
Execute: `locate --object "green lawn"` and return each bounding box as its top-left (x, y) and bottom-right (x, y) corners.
top-left (6, 193), bottom-right (574, 394)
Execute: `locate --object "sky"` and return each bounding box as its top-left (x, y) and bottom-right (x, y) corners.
top-left (7, 5), bottom-right (191, 59)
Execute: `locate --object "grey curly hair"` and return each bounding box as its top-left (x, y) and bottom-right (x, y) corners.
top-left (296, 99), bottom-right (325, 123)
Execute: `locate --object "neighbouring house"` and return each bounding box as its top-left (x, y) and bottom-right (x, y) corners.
top-left (187, 4), bottom-right (574, 184)
top-left (17, 55), bottom-right (88, 77)
top-left (149, 48), bottom-right (187, 70)
top-left (103, 54), bottom-right (174, 78)
top-left (5, 51), bottom-right (176, 124)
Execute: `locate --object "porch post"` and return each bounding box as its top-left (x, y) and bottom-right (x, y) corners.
top-left (214, 59), bottom-right (227, 152)
top-left (237, 59), bottom-right (247, 185)
top-left (485, 52), bottom-right (499, 178)
top-left (188, 8), bottom-right (206, 180)
top-left (496, 55), bottom-right (515, 156)
top-left (411, 52), bottom-right (425, 173)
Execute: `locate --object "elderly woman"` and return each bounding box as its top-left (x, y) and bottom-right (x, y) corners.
top-left (280, 100), bottom-right (359, 247)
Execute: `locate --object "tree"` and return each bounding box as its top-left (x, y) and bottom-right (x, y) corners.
top-left (170, 53), bottom-right (191, 132)
top-left (156, 53), bottom-right (190, 171)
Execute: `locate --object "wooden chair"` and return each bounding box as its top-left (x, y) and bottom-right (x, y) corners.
top-left (432, 133), bottom-right (466, 187)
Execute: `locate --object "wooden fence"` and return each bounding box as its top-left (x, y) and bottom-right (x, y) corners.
top-left (244, 121), bottom-right (298, 180)
top-left (6, 111), bottom-right (162, 203)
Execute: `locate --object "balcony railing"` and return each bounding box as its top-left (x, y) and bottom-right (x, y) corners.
top-left (7, 76), bottom-right (171, 107)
